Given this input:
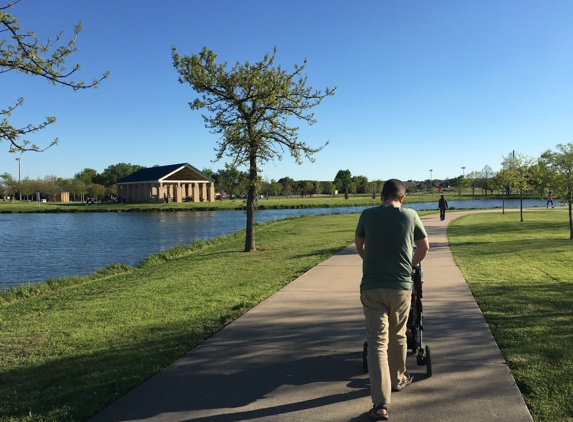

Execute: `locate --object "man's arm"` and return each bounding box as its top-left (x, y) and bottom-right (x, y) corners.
top-left (355, 235), bottom-right (365, 259)
top-left (412, 237), bottom-right (430, 268)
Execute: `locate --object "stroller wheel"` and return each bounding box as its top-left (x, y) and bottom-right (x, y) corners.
top-left (426, 345), bottom-right (432, 378)
top-left (362, 341), bottom-right (369, 373)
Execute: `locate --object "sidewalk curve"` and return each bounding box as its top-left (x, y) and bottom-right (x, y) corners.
top-left (90, 210), bottom-right (533, 422)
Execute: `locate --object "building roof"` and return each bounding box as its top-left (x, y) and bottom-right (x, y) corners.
top-left (116, 163), bottom-right (214, 184)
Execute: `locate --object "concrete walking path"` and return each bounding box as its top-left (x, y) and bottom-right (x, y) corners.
top-left (90, 211), bottom-right (533, 422)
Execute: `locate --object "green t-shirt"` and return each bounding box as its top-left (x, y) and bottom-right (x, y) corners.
top-left (355, 204), bottom-right (427, 292)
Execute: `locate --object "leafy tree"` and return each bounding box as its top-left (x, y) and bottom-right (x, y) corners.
top-left (87, 183), bottom-right (105, 199)
top-left (323, 181), bottom-right (335, 196)
top-left (75, 168), bottom-right (97, 185)
top-left (201, 168), bottom-right (216, 180)
top-left (19, 176), bottom-right (35, 201)
top-left (348, 180), bottom-right (358, 195)
top-left (71, 179), bottom-right (86, 202)
top-left (303, 181), bottom-right (315, 197)
top-left (369, 180), bottom-right (383, 195)
top-left (466, 171), bottom-right (480, 196)
top-left (541, 143), bottom-right (573, 239)
top-left (529, 160), bottom-right (551, 199)
top-left (291, 180), bottom-right (303, 197)
top-left (480, 165), bottom-right (494, 197)
top-left (30, 177), bottom-right (45, 199)
top-left (502, 153), bottom-right (535, 222)
top-left (352, 175), bottom-right (369, 194)
top-left (217, 165), bottom-right (244, 197)
top-left (491, 169), bottom-right (513, 214)
top-left (314, 181), bottom-right (324, 196)
top-left (0, 172), bottom-right (17, 199)
top-left (238, 172), bottom-right (250, 196)
top-left (269, 180), bottom-right (283, 197)
top-left (449, 175), bottom-right (469, 197)
top-left (173, 46), bottom-right (335, 251)
top-left (43, 175), bottom-right (60, 202)
top-left (259, 177), bottom-right (270, 198)
top-left (334, 169), bottom-right (351, 192)
top-left (95, 163), bottom-right (145, 187)
top-left (1, 1), bottom-right (109, 152)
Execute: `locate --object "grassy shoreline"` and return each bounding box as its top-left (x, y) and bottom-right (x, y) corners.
top-left (0, 193), bottom-right (538, 213)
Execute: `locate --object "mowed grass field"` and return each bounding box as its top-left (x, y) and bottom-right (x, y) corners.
top-left (448, 209), bottom-right (573, 422)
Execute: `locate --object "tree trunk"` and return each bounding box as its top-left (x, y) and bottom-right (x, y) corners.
top-left (520, 191), bottom-right (524, 222)
top-left (244, 152), bottom-right (257, 252)
top-left (569, 195), bottom-right (573, 240)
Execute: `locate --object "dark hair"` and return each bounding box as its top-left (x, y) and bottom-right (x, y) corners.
top-left (382, 179), bottom-right (405, 201)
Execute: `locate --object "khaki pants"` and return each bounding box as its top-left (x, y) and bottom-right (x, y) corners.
top-left (361, 288), bottom-right (411, 405)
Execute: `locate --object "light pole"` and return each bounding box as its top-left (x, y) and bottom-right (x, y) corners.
top-left (461, 166), bottom-right (465, 177)
top-left (15, 157), bottom-right (21, 200)
top-left (429, 169), bottom-right (433, 193)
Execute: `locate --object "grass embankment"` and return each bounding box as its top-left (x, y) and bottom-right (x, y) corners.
top-left (449, 210), bottom-right (573, 422)
top-left (0, 213), bottom-right (361, 422)
top-left (0, 192), bottom-right (497, 213)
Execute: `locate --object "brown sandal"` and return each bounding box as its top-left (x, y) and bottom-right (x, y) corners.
top-left (368, 403), bottom-right (388, 421)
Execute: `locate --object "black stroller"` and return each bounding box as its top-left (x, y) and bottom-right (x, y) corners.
top-left (362, 264), bottom-right (432, 377)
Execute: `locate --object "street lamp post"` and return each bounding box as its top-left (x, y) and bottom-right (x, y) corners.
top-left (429, 169), bottom-right (433, 194)
top-left (461, 166), bottom-right (466, 177)
top-left (15, 158), bottom-right (21, 200)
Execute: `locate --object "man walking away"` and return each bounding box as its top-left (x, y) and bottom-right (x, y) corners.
top-left (355, 179), bottom-right (430, 421)
top-left (438, 195), bottom-right (448, 221)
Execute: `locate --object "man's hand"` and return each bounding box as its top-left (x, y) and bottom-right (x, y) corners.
top-left (355, 235), bottom-right (365, 259)
top-left (412, 237), bottom-right (430, 267)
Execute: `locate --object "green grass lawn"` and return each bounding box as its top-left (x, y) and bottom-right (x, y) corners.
top-left (448, 210), bottom-right (573, 422)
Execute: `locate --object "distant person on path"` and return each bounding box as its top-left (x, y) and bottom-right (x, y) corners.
top-left (355, 179), bottom-right (430, 421)
top-left (546, 191), bottom-right (554, 208)
top-left (438, 195), bottom-right (448, 221)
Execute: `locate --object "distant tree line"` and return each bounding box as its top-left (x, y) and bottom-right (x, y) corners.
top-left (2, 143), bottom-right (572, 238)
top-left (1, 162), bottom-right (145, 202)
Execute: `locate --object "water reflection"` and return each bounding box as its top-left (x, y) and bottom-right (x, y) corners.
top-left (0, 199), bottom-right (562, 289)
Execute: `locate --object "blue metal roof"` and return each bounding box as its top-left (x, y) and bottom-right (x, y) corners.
top-left (116, 163), bottom-right (213, 184)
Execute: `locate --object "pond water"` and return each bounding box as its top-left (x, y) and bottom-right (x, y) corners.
top-left (0, 198), bottom-right (562, 289)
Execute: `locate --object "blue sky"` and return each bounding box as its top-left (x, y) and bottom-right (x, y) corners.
top-left (2, 0), bottom-right (572, 184)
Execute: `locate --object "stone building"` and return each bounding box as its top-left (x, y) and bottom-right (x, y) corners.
top-left (116, 163), bottom-right (215, 203)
